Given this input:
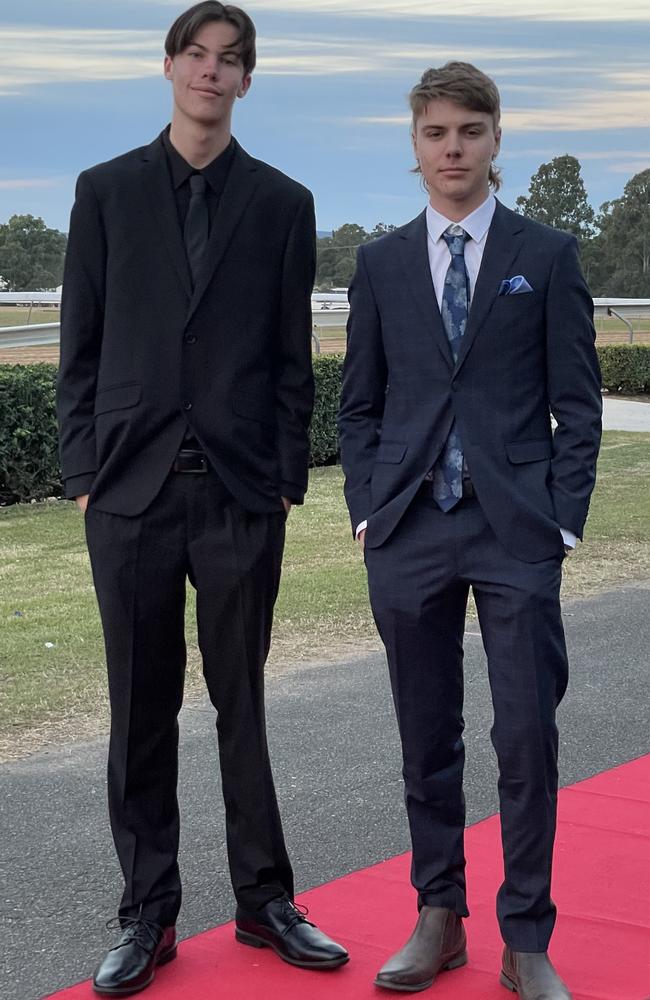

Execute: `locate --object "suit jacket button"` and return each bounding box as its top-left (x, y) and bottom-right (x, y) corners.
top-left (452, 380), bottom-right (460, 391)
top-left (182, 400), bottom-right (192, 411)
top-left (185, 334), bottom-right (197, 344)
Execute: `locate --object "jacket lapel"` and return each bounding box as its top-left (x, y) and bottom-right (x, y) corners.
top-left (186, 140), bottom-right (260, 325)
top-left (141, 134), bottom-right (192, 300)
top-left (398, 211), bottom-right (454, 369)
top-left (455, 200), bottom-right (525, 372)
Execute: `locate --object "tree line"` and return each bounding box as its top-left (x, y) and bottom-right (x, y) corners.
top-left (316, 160), bottom-right (650, 297)
top-left (1, 160), bottom-right (648, 296)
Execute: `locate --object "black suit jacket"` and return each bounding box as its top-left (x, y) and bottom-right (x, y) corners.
top-left (57, 133), bottom-right (316, 515)
top-left (337, 201), bottom-right (602, 562)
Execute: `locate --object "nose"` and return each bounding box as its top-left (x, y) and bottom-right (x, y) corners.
top-left (202, 58), bottom-right (219, 80)
top-left (445, 132), bottom-right (462, 158)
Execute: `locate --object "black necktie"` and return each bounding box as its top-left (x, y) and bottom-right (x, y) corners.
top-left (184, 173), bottom-right (209, 287)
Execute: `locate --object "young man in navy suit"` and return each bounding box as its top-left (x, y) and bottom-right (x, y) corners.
top-left (338, 63), bottom-right (601, 998)
top-left (58, 3), bottom-right (347, 994)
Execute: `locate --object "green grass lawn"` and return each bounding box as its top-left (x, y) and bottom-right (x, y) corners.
top-left (0, 307), bottom-right (60, 328)
top-left (1, 431), bottom-right (649, 759)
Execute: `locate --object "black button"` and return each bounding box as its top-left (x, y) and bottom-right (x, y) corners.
top-left (452, 381), bottom-right (460, 391)
top-left (182, 400), bottom-right (192, 411)
top-left (185, 335), bottom-right (197, 344)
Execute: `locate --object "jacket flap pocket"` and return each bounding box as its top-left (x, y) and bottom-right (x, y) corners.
top-left (94, 383), bottom-right (141, 416)
top-left (232, 393), bottom-right (273, 425)
top-left (376, 441), bottom-right (407, 464)
top-left (506, 439), bottom-right (552, 464)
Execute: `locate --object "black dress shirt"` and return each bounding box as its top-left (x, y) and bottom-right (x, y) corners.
top-left (162, 126), bottom-right (234, 236)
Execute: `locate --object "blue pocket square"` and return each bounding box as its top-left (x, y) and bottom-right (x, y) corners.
top-left (498, 275), bottom-right (533, 295)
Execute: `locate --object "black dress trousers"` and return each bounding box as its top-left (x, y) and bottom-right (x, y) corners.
top-left (84, 470), bottom-right (292, 926)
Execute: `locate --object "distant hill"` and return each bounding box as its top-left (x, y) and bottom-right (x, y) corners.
top-left (317, 230), bottom-right (332, 239)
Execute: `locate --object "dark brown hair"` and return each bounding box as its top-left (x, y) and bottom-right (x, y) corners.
top-left (165, 1), bottom-right (256, 76)
top-left (410, 61), bottom-right (502, 190)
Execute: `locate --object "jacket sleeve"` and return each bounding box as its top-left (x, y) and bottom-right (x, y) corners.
top-left (546, 235), bottom-right (602, 538)
top-left (275, 190), bottom-right (316, 503)
top-left (337, 245), bottom-right (388, 536)
top-left (56, 171), bottom-right (106, 498)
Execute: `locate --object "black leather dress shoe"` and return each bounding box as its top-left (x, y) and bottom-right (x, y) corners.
top-left (92, 917), bottom-right (177, 996)
top-left (500, 948), bottom-right (572, 999)
top-left (235, 896), bottom-right (349, 969)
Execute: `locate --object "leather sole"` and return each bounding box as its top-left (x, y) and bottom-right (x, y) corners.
top-left (373, 950), bottom-right (468, 992)
top-left (92, 944), bottom-right (178, 997)
top-left (235, 927), bottom-right (349, 969)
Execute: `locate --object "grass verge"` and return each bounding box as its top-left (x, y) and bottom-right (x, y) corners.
top-left (1, 430), bottom-right (648, 760)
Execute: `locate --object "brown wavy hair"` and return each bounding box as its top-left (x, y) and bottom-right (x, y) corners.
top-left (409, 61), bottom-right (502, 191)
top-left (165, 1), bottom-right (256, 76)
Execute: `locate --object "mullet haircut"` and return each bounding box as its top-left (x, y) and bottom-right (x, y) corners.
top-left (409, 61), bottom-right (502, 190)
top-left (165, 1), bottom-right (256, 75)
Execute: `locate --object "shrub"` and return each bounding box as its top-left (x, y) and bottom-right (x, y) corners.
top-left (598, 344), bottom-right (650, 394)
top-left (310, 354), bottom-right (344, 465)
top-left (0, 364), bottom-right (62, 505)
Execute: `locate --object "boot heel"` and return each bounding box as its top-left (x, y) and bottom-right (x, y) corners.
top-left (158, 945), bottom-right (178, 967)
top-left (235, 928), bottom-right (265, 949)
top-left (444, 950), bottom-right (468, 971)
top-left (499, 970), bottom-right (518, 992)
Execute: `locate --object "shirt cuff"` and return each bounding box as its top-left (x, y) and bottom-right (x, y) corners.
top-left (560, 527), bottom-right (577, 549)
top-left (355, 519), bottom-right (368, 538)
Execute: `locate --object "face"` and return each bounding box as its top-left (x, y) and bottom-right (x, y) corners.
top-left (412, 98), bottom-right (501, 218)
top-left (164, 20), bottom-right (251, 129)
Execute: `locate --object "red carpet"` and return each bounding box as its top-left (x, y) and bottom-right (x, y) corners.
top-left (48, 755), bottom-right (650, 1000)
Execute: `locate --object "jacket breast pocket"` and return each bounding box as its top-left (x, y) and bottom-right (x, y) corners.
top-left (506, 439), bottom-right (552, 464)
top-left (94, 382), bottom-right (141, 416)
top-left (376, 441), bottom-right (407, 464)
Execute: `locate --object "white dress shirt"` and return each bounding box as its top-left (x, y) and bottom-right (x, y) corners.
top-left (356, 193), bottom-right (575, 550)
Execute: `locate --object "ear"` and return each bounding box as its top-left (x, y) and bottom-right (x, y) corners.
top-left (163, 54), bottom-right (174, 81)
top-left (237, 73), bottom-right (252, 99)
top-left (493, 125), bottom-right (502, 157)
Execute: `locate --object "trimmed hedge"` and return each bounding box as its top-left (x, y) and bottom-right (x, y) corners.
top-left (598, 344), bottom-right (650, 394)
top-left (1, 346), bottom-right (648, 505)
top-left (0, 363), bottom-right (60, 505)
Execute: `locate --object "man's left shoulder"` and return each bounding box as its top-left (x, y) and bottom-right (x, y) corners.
top-left (241, 146), bottom-right (312, 204)
top-left (499, 202), bottom-right (575, 251)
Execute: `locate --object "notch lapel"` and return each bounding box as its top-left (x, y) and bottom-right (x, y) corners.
top-left (186, 141), bottom-right (260, 325)
top-left (141, 134), bottom-right (192, 301)
top-left (455, 200), bottom-right (525, 372)
top-left (398, 211), bottom-right (454, 369)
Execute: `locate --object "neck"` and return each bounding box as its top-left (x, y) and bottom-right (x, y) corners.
top-left (169, 115), bottom-right (232, 169)
top-left (429, 190), bottom-right (490, 223)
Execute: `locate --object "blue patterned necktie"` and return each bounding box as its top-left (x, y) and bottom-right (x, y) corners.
top-left (432, 224), bottom-right (470, 511)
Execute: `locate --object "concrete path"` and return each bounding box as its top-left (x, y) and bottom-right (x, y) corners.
top-left (1, 581), bottom-right (649, 1000)
top-left (602, 395), bottom-right (650, 431)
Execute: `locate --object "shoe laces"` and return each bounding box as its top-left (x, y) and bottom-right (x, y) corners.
top-left (105, 915), bottom-right (164, 953)
top-left (278, 898), bottom-right (315, 933)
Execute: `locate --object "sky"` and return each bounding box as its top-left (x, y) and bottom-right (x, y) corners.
top-left (1, 0), bottom-right (649, 235)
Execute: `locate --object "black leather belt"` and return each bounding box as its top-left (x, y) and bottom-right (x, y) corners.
top-left (172, 449), bottom-right (208, 474)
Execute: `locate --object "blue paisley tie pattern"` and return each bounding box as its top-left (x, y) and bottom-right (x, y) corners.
top-left (432, 225), bottom-right (470, 511)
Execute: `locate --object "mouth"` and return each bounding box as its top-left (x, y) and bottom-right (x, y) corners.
top-left (440, 168), bottom-right (467, 175)
top-left (191, 87), bottom-right (222, 98)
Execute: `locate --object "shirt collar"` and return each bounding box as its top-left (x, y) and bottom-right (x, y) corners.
top-left (426, 194), bottom-right (496, 245)
top-left (162, 126), bottom-right (235, 194)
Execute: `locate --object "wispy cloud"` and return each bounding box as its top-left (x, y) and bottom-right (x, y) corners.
top-left (248, 0), bottom-right (649, 20)
top-left (140, 0), bottom-right (649, 21)
top-left (0, 177), bottom-right (65, 190)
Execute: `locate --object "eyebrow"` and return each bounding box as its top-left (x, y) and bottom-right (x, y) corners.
top-left (186, 41), bottom-right (241, 54)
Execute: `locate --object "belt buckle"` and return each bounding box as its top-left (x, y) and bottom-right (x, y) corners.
top-left (174, 449), bottom-right (208, 474)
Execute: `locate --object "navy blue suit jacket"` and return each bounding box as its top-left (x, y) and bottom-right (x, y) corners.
top-left (337, 201), bottom-right (602, 562)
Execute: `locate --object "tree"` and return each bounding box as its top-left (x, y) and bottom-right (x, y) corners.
top-left (0, 215), bottom-right (67, 291)
top-left (588, 168), bottom-right (650, 297)
top-left (516, 155), bottom-right (595, 245)
top-left (315, 222), bottom-right (396, 288)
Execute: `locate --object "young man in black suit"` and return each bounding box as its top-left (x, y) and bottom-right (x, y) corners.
top-left (338, 63), bottom-right (601, 998)
top-left (57, 3), bottom-right (348, 994)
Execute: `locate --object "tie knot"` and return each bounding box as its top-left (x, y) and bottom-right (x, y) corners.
top-left (189, 173), bottom-right (206, 196)
top-left (443, 225), bottom-right (469, 257)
